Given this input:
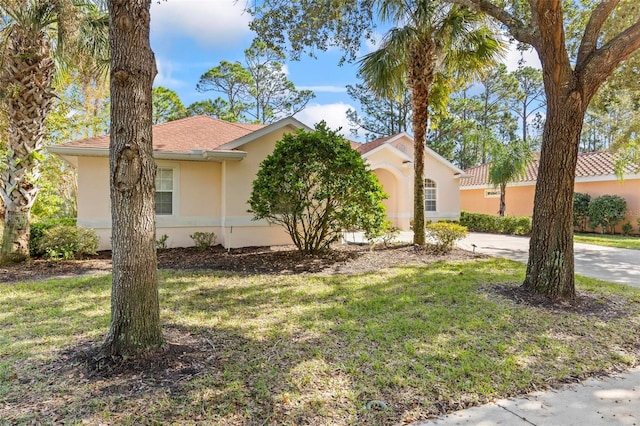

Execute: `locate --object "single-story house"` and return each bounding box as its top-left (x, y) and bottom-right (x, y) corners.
top-left (50, 116), bottom-right (465, 249)
top-left (460, 151), bottom-right (640, 231)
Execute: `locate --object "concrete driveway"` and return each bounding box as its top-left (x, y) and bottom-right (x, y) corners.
top-left (458, 233), bottom-right (640, 287)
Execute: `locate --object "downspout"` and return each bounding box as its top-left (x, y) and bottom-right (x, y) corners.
top-left (221, 160), bottom-right (230, 252)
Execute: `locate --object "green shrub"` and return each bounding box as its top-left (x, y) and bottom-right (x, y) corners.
top-left (621, 222), bottom-right (633, 236)
top-left (156, 234), bottom-right (169, 250)
top-left (459, 211), bottom-right (531, 235)
top-left (37, 226), bottom-right (98, 260)
top-left (426, 222), bottom-right (468, 253)
top-left (378, 221), bottom-right (400, 247)
top-left (573, 193), bottom-right (591, 232)
top-left (248, 122), bottom-right (387, 254)
top-left (30, 218), bottom-right (77, 257)
top-left (190, 231), bottom-right (217, 249)
top-left (588, 195), bottom-right (627, 234)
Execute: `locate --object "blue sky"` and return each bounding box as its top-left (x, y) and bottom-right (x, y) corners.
top-left (149, 0), bottom-right (540, 141)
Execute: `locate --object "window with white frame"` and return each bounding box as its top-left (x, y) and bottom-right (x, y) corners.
top-left (424, 179), bottom-right (436, 212)
top-left (155, 167), bottom-right (174, 215)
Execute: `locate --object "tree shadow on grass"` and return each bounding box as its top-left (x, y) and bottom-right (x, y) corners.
top-left (3, 262), bottom-right (640, 425)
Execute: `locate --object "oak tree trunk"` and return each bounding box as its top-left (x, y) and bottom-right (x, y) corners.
top-left (523, 91), bottom-right (586, 300)
top-left (408, 42), bottom-right (436, 246)
top-left (102, 0), bottom-right (162, 357)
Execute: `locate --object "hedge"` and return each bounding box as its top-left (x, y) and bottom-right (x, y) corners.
top-left (459, 211), bottom-right (531, 235)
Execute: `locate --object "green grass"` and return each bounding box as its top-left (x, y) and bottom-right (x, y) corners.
top-left (1, 259), bottom-right (640, 424)
top-left (574, 232), bottom-right (640, 250)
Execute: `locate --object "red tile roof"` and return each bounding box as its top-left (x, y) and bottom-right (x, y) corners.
top-left (461, 151), bottom-right (639, 187)
top-left (59, 116), bottom-right (265, 153)
top-left (354, 134), bottom-right (399, 154)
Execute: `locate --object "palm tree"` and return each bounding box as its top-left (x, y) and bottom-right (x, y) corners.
top-left (0, 0), bottom-right (108, 261)
top-left (488, 140), bottom-right (532, 216)
top-left (358, 1), bottom-right (504, 245)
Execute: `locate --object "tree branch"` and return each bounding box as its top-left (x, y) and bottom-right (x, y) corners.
top-left (448, 0), bottom-right (539, 46)
top-left (576, 0), bottom-right (620, 70)
top-left (582, 18), bottom-right (640, 99)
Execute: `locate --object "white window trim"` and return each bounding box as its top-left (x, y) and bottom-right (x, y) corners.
top-left (155, 161), bottom-right (180, 217)
top-left (424, 178), bottom-right (437, 213)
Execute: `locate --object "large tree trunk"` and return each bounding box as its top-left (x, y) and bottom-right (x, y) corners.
top-left (408, 43), bottom-right (436, 246)
top-left (102, 0), bottom-right (162, 357)
top-left (0, 23), bottom-right (55, 261)
top-left (523, 90), bottom-right (586, 300)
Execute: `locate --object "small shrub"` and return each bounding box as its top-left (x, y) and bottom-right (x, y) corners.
top-left (621, 222), bottom-right (633, 236)
top-left (37, 226), bottom-right (98, 260)
top-left (30, 217), bottom-right (77, 257)
top-left (156, 234), bottom-right (169, 250)
top-left (190, 231), bottom-right (217, 249)
top-left (425, 222), bottom-right (468, 253)
top-left (573, 193), bottom-right (591, 232)
top-left (588, 195), bottom-right (627, 234)
top-left (379, 221), bottom-right (400, 247)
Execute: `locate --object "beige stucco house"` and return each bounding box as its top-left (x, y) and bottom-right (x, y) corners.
top-left (460, 151), bottom-right (640, 232)
top-left (50, 116), bottom-right (465, 249)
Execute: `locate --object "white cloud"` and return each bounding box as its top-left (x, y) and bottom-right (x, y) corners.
top-left (151, 0), bottom-right (251, 49)
top-left (503, 43), bottom-right (541, 71)
top-left (154, 58), bottom-right (187, 88)
top-left (295, 103), bottom-right (355, 137)
top-left (297, 85), bottom-right (347, 93)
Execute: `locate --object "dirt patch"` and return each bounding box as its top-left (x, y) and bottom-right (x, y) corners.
top-left (1, 243), bottom-right (482, 283)
top-left (490, 283), bottom-right (634, 320)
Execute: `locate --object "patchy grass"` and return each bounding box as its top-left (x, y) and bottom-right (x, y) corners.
top-left (574, 232), bottom-right (640, 250)
top-left (1, 259), bottom-right (640, 425)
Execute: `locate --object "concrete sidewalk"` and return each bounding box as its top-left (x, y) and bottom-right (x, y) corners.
top-left (416, 367), bottom-right (640, 426)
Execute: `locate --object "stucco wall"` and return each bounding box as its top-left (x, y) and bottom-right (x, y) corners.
top-left (75, 145), bottom-right (292, 250)
top-left (363, 135), bottom-right (463, 229)
top-left (460, 185), bottom-right (535, 217)
top-left (461, 177), bottom-right (640, 233)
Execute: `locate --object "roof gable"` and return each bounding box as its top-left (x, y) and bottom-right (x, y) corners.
top-left (356, 133), bottom-right (467, 175)
top-left (217, 116), bottom-right (312, 150)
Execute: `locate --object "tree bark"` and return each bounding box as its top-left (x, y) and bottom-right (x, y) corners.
top-left (522, 86), bottom-right (586, 300)
top-left (0, 22), bottom-right (55, 261)
top-left (102, 0), bottom-right (162, 357)
top-left (408, 42), bottom-right (436, 246)
top-left (498, 183), bottom-right (506, 216)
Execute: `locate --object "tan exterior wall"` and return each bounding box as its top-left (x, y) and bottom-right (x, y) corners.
top-left (75, 142), bottom-right (293, 250)
top-left (461, 177), bottom-right (640, 233)
top-left (364, 135), bottom-right (462, 230)
top-left (460, 185), bottom-right (535, 217)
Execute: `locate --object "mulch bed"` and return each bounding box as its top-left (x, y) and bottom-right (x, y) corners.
top-left (0, 243), bottom-right (482, 283)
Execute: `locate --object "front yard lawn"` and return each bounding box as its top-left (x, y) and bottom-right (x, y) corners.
top-left (574, 232), bottom-right (640, 250)
top-left (2, 258), bottom-right (639, 425)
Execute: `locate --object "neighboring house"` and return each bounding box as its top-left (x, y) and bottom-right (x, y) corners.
top-left (460, 151), bottom-right (640, 230)
top-left (49, 116), bottom-right (465, 249)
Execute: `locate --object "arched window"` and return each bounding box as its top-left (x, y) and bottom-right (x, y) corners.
top-left (424, 179), bottom-right (436, 212)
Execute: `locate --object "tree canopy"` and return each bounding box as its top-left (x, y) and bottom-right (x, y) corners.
top-left (196, 41), bottom-right (314, 123)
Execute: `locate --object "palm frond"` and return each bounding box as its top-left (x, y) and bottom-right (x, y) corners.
top-left (358, 25), bottom-right (415, 98)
